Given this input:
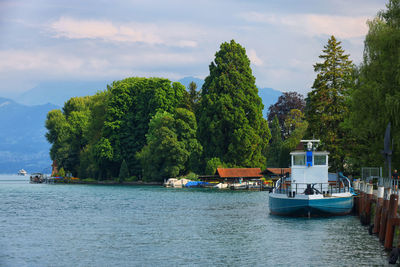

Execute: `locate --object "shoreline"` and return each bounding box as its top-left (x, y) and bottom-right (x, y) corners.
top-left (53, 180), bottom-right (163, 186)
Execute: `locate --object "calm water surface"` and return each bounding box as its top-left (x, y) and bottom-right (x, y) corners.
top-left (0, 175), bottom-right (390, 266)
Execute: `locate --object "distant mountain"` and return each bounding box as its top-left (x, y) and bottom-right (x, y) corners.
top-left (17, 81), bottom-right (110, 106)
top-left (258, 87), bottom-right (282, 118)
top-left (177, 76), bottom-right (205, 89)
top-left (0, 97), bottom-right (59, 174)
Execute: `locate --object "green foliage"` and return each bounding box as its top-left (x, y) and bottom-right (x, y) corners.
top-left (137, 109), bottom-right (202, 181)
top-left (45, 96), bottom-right (93, 176)
top-left (346, 1), bottom-right (400, 173)
top-left (305, 35), bottom-right (354, 171)
top-left (280, 112), bottom-right (308, 167)
top-left (125, 176), bottom-right (138, 182)
top-left (267, 92), bottom-right (305, 138)
top-left (266, 116), bottom-right (283, 167)
top-left (58, 167), bottom-right (66, 177)
top-left (205, 157), bottom-right (225, 175)
top-left (197, 40), bottom-right (271, 169)
top-left (118, 159), bottom-right (130, 183)
top-left (101, 77), bottom-right (186, 177)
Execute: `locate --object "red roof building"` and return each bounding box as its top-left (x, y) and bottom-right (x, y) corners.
top-left (198, 168), bottom-right (263, 183)
top-left (216, 168), bottom-right (263, 178)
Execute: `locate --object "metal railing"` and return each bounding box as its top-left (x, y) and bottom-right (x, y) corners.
top-left (273, 178), bottom-right (351, 197)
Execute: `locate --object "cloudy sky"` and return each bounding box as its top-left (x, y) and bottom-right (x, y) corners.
top-left (0, 0), bottom-right (387, 98)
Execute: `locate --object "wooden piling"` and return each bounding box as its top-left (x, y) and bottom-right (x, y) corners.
top-left (365, 184), bottom-right (374, 225)
top-left (373, 186), bottom-right (385, 234)
top-left (379, 188), bottom-right (392, 242)
top-left (359, 181), bottom-right (365, 219)
top-left (384, 194), bottom-right (399, 250)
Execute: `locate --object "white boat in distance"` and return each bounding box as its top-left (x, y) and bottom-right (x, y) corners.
top-left (18, 169), bottom-right (27, 176)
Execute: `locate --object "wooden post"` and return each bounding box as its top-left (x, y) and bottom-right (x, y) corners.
top-left (384, 193), bottom-right (399, 250)
top-left (380, 188), bottom-right (392, 242)
top-left (373, 186), bottom-right (385, 234)
top-left (365, 184), bottom-right (374, 225)
top-left (359, 181), bottom-right (365, 218)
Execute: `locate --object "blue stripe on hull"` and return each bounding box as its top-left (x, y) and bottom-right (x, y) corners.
top-left (269, 195), bottom-right (353, 217)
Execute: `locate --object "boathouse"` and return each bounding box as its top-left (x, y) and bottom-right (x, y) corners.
top-left (198, 168), bottom-right (263, 184)
top-left (262, 168), bottom-right (291, 180)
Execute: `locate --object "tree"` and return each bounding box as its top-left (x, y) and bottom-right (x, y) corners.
top-left (137, 109), bottom-right (202, 182)
top-left (267, 92), bottom-right (305, 137)
top-left (348, 0), bottom-right (400, 171)
top-left (205, 157), bottom-right (225, 175)
top-left (197, 40), bottom-right (271, 169)
top-left (280, 110), bottom-right (308, 167)
top-left (188, 81), bottom-right (200, 108)
top-left (45, 96), bottom-right (92, 177)
top-left (305, 35), bottom-right (354, 171)
top-left (266, 116), bottom-right (283, 167)
top-left (118, 159), bottom-right (129, 183)
top-left (101, 77), bottom-right (186, 177)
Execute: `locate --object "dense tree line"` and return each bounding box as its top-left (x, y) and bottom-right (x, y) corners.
top-left (46, 41), bottom-right (270, 181)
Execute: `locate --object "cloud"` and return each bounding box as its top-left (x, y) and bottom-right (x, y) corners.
top-left (247, 49), bottom-right (263, 66)
top-left (0, 47), bottom-right (204, 80)
top-left (50, 17), bottom-right (199, 48)
top-left (241, 12), bottom-right (369, 39)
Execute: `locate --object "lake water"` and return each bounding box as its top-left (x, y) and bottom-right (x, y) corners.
top-left (0, 175), bottom-right (390, 266)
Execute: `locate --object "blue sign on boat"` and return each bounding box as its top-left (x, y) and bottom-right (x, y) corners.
top-left (306, 151), bottom-right (313, 166)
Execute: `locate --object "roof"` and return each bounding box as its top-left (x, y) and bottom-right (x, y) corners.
top-left (262, 168), bottom-right (291, 175)
top-left (216, 168), bottom-right (263, 178)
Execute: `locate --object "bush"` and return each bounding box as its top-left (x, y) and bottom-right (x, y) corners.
top-left (58, 167), bottom-right (66, 177)
top-left (81, 178), bottom-right (97, 183)
top-left (125, 176), bottom-right (138, 182)
top-left (183, 172), bottom-right (198, 180)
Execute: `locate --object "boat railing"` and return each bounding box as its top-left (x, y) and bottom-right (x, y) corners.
top-left (274, 182), bottom-right (350, 196)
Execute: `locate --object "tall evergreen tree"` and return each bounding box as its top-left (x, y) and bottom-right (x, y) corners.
top-left (305, 36), bottom-right (354, 171)
top-left (197, 40), bottom-right (271, 168)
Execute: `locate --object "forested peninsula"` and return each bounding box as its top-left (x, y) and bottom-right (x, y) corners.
top-left (46, 1), bottom-right (400, 182)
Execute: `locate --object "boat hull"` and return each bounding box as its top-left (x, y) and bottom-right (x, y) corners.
top-left (269, 193), bottom-right (353, 217)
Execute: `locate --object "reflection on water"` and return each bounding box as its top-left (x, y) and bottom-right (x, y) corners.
top-left (0, 176), bottom-right (390, 266)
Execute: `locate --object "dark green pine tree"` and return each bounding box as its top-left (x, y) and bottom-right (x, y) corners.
top-left (197, 40), bottom-right (271, 168)
top-left (305, 35), bottom-right (354, 171)
top-left (266, 115), bottom-right (283, 167)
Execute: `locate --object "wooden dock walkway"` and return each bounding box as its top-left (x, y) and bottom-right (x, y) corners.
top-left (354, 180), bottom-right (400, 264)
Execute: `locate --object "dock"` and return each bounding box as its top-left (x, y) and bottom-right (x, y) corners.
top-left (354, 178), bottom-right (400, 264)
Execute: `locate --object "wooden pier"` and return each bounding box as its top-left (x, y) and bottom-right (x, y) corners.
top-left (354, 180), bottom-right (400, 264)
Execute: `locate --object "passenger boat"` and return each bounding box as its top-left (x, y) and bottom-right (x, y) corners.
top-left (269, 140), bottom-right (354, 217)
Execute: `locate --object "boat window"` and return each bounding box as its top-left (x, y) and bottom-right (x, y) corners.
top-left (293, 155), bottom-right (305, 166)
top-left (314, 155), bottom-right (326, 165)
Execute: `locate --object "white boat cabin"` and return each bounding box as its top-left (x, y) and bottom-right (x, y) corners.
top-left (290, 140), bottom-right (329, 192)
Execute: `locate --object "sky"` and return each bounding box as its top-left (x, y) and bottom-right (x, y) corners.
top-left (0, 0), bottom-right (388, 98)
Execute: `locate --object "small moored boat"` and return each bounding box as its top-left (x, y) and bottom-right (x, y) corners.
top-left (30, 173), bottom-right (44, 183)
top-left (269, 140), bottom-right (354, 217)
